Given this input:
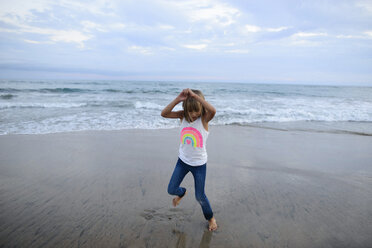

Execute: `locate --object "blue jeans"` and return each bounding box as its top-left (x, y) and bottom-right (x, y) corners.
top-left (167, 157), bottom-right (214, 220)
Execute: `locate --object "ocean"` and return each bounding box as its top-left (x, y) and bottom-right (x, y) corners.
top-left (1, 80), bottom-right (371, 135)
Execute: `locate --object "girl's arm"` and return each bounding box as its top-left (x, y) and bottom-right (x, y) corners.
top-left (187, 89), bottom-right (216, 122)
top-left (160, 90), bottom-right (188, 119)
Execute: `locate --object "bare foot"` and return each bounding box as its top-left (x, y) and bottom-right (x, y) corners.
top-left (208, 217), bottom-right (218, 231)
top-left (172, 190), bottom-right (187, 207)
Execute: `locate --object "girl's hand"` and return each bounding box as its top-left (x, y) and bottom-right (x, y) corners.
top-left (187, 88), bottom-right (197, 98)
top-left (176, 89), bottom-right (189, 102)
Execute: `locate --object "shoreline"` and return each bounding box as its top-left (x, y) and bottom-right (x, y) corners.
top-left (1, 120), bottom-right (372, 137)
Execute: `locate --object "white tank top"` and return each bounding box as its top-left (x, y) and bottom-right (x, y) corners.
top-left (178, 116), bottom-right (209, 166)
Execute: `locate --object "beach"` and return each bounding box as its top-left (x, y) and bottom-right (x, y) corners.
top-left (0, 125), bottom-right (371, 247)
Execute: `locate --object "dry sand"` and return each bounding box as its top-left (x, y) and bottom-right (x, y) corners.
top-left (0, 125), bottom-right (371, 247)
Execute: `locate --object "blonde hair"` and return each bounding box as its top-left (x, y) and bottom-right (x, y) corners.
top-left (182, 89), bottom-right (206, 123)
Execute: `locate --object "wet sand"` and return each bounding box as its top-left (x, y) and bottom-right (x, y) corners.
top-left (0, 125), bottom-right (371, 247)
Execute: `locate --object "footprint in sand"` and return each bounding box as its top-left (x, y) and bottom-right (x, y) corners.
top-left (140, 208), bottom-right (187, 222)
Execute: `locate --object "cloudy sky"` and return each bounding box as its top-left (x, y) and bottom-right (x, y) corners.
top-left (0, 0), bottom-right (371, 85)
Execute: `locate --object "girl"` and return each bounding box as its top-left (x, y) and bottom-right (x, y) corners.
top-left (161, 88), bottom-right (218, 231)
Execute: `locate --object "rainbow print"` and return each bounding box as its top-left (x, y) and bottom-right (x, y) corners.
top-left (180, 127), bottom-right (203, 148)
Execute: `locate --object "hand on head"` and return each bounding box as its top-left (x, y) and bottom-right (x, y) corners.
top-left (177, 88), bottom-right (195, 102)
top-left (186, 88), bottom-right (197, 98)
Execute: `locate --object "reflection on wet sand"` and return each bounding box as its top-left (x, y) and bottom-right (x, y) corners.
top-left (172, 229), bottom-right (212, 248)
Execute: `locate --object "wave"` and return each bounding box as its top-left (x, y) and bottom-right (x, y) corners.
top-left (0, 101), bottom-right (135, 109)
top-left (85, 101), bottom-right (133, 108)
top-left (0, 87), bottom-right (93, 93)
top-left (0, 88), bottom-right (22, 93)
top-left (134, 101), bottom-right (164, 110)
top-left (104, 89), bottom-right (122, 93)
top-left (39, 88), bottom-right (92, 93)
top-left (103, 89), bottom-right (138, 93)
top-left (103, 88), bottom-right (174, 94)
top-left (0, 94), bottom-right (16, 99)
top-left (0, 87), bottom-right (172, 94)
top-left (0, 102), bottom-right (87, 109)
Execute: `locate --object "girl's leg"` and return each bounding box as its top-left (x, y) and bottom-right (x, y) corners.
top-left (191, 164), bottom-right (214, 220)
top-left (167, 158), bottom-right (189, 197)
